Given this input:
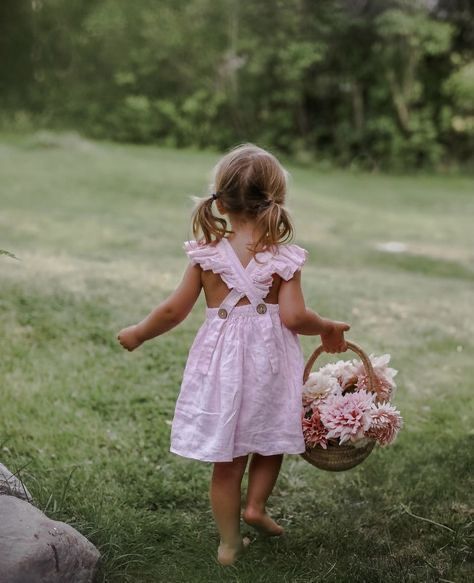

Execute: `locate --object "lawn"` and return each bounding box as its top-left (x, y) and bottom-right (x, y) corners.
top-left (0, 132), bottom-right (472, 582)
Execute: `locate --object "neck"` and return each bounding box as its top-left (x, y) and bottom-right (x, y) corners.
top-left (228, 213), bottom-right (257, 235)
top-left (226, 214), bottom-right (267, 254)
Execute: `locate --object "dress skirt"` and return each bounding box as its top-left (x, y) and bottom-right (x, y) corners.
top-left (170, 303), bottom-right (306, 462)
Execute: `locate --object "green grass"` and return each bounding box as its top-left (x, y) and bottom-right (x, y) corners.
top-left (1, 132), bottom-right (473, 582)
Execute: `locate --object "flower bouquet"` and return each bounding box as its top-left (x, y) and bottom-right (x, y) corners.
top-left (301, 341), bottom-right (403, 471)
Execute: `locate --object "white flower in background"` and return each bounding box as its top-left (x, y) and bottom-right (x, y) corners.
top-left (370, 354), bottom-right (398, 384)
top-left (303, 371), bottom-right (341, 400)
top-left (319, 359), bottom-right (358, 389)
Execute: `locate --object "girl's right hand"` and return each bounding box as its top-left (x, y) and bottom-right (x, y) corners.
top-left (320, 320), bottom-right (351, 353)
top-left (117, 325), bottom-right (143, 352)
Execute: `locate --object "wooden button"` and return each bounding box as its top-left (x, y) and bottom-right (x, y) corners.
top-left (256, 303), bottom-right (267, 315)
top-left (218, 308), bottom-right (228, 319)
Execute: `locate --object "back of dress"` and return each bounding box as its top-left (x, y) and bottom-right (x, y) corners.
top-left (170, 237), bottom-right (308, 463)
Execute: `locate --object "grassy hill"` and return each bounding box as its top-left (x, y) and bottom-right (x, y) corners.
top-left (1, 132), bottom-right (472, 582)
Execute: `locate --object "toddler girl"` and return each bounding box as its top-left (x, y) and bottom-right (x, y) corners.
top-left (117, 144), bottom-right (350, 566)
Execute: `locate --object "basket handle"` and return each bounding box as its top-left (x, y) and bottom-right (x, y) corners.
top-left (303, 340), bottom-right (382, 401)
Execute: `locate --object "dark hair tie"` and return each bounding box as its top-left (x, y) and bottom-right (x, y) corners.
top-left (257, 198), bottom-right (272, 210)
top-left (210, 192), bottom-right (219, 201)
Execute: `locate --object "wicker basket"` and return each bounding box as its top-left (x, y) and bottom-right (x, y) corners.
top-left (300, 340), bottom-right (383, 472)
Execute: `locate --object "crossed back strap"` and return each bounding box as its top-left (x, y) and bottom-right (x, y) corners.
top-left (215, 238), bottom-right (269, 318)
top-left (194, 238), bottom-right (279, 375)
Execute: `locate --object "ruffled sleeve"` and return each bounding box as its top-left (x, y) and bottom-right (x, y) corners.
top-left (184, 240), bottom-right (216, 270)
top-left (183, 240), bottom-right (236, 290)
top-left (271, 244), bottom-right (308, 281)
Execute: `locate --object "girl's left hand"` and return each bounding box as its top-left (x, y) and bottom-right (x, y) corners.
top-left (321, 320), bottom-right (350, 353)
top-left (117, 325), bottom-right (143, 351)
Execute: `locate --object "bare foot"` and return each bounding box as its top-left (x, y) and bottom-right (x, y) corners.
top-left (217, 537), bottom-right (251, 566)
top-left (242, 507), bottom-right (284, 536)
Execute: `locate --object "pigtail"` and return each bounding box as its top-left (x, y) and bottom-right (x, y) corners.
top-left (191, 195), bottom-right (230, 244)
top-left (253, 200), bottom-right (294, 252)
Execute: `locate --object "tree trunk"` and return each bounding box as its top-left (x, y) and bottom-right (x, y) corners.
top-left (351, 80), bottom-right (365, 133)
top-left (386, 69), bottom-right (411, 133)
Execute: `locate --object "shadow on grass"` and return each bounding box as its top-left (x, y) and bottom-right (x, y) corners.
top-left (2, 418), bottom-right (470, 582)
top-left (68, 429), bottom-right (471, 582)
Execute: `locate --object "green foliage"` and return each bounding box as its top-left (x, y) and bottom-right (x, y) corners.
top-left (444, 61), bottom-right (474, 112)
top-left (0, 0), bottom-right (472, 169)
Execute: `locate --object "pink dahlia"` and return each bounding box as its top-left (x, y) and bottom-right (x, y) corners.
top-left (319, 390), bottom-right (375, 445)
top-left (302, 409), bottom-right (328, 449)
top-left (354, 354), bottom-right (398, 401)
top-left (366, 402), bottom-right (403, 446)
top-left (356, 372), bottom-right (393, 401)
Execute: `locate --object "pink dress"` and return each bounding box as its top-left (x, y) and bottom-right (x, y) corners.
top-left (170, 237), bottom-right (308, 462)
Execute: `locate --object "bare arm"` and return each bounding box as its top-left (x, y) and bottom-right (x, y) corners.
top-left (278, 270), bottom-right (350, 352)
top-left (117, 263), bottom-right (202, 351)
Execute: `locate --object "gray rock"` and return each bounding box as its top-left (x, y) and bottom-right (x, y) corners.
top-left (0, 495), bottom-right (100, 583)
top-left (0, 463), bottom-right (33, 502)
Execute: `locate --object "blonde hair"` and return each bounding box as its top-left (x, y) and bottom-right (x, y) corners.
top-left (191, 143), bottom-right (294, 253)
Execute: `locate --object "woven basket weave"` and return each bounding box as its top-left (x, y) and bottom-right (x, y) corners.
top-left (300, 340), bottom-right (383, 472)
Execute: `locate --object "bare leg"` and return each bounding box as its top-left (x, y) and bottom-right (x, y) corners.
top-left (242, 453), bottom-right (284, 536)
top-left (210, 455), bottom-right (250, 565)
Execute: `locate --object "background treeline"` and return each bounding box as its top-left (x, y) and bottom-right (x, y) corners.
top-left (1, 0), bottom-right (472, 169)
